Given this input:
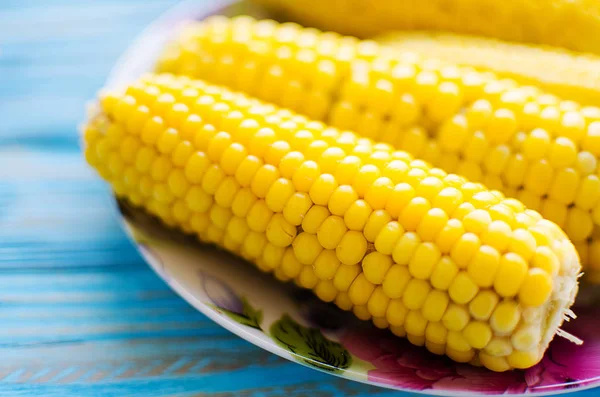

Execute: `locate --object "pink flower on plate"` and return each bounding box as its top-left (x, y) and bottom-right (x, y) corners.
top-left (340, 297), bottom-right (600, 395)
top-left (341, 328), bottom-right (529, 394)
top-left (198, 270), bottom-right (263, 330)
top-left (434, 365), bottom-right (527, 394)
top-left (199, 270), bottom-right (244, 315)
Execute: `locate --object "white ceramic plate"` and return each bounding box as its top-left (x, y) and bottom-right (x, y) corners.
top-left (104, 1), bottom-right (600, 395)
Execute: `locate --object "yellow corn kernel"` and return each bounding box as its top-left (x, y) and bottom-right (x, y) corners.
top-left (422, 290), bottom-right (450, 323)
top-left (468, 290), bottom-right (499, 321)
top-left (382, 264), bottom-right (411, 299)
top-left (490, 300), bottom-right (521, 334)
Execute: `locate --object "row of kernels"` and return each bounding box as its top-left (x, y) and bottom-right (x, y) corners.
top-left (361, 223), bottom-right (550, 306)
top-left (431, 109), bottom-right (600, 243)
top-left (348, 271), bottom-right (542, 361)
top-left (464, 98), bottom-right (600, 166)
top-left (440, 109), bottom-right (597, 177)
top-left (163, 45), bottom-right (331, 115)
top-left (190, 16), bottom-right (356, 62)
top-left (467, 93), bottom-right (592, 140)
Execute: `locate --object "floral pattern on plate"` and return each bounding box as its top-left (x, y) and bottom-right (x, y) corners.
top-left (198, 270), bottom-right (352, 372)
top-left (200, 271), bottom-right (263, 330)
top-left (270, 314), bottom-right (352, 372)
top-left (341, 329), bottom-right (529, 394)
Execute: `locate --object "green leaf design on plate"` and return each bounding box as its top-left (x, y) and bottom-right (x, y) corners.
top-left (270, 314), bottom-right (352, 372)
top-left (212, 297), bottom-right (263, 330)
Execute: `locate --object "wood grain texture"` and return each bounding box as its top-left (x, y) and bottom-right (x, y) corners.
top-left (1, 1), bottom-right (597, 396)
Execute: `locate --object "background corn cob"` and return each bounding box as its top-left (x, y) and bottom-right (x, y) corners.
top-left (375, 31), bottom-right (600, 106)
top-left (249, 0), bottom-right (600, 55)
top-left (156, 16), bottom-right (600, 281)
top-left (83, 73), bottom-right (580, 371)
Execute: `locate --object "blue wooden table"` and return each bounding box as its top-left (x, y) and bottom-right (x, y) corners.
top-left (0, 2), bottom-right (598, 396)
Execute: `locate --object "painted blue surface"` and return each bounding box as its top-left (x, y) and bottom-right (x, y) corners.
top-left (0, 1), bottom-right (598, 396)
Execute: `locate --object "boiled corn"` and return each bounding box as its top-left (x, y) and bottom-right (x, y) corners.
top-left (156, 16), bottom-right (600, 280)
top-left (83, 73), bottom-right (581, 371)
top-left (376, 31), bottom-right (600, 106)
top-left (250, 0), bottom-right (600, 55)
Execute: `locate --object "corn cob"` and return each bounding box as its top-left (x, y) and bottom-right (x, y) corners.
top-left (375, 31), bottom-right (600, 106)
top-left (250, 0), bottom-right (600, 55)
top-left (83, 73), bottom-right (581, 371)
top-left (156, 17), bottom-right (600, 280)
